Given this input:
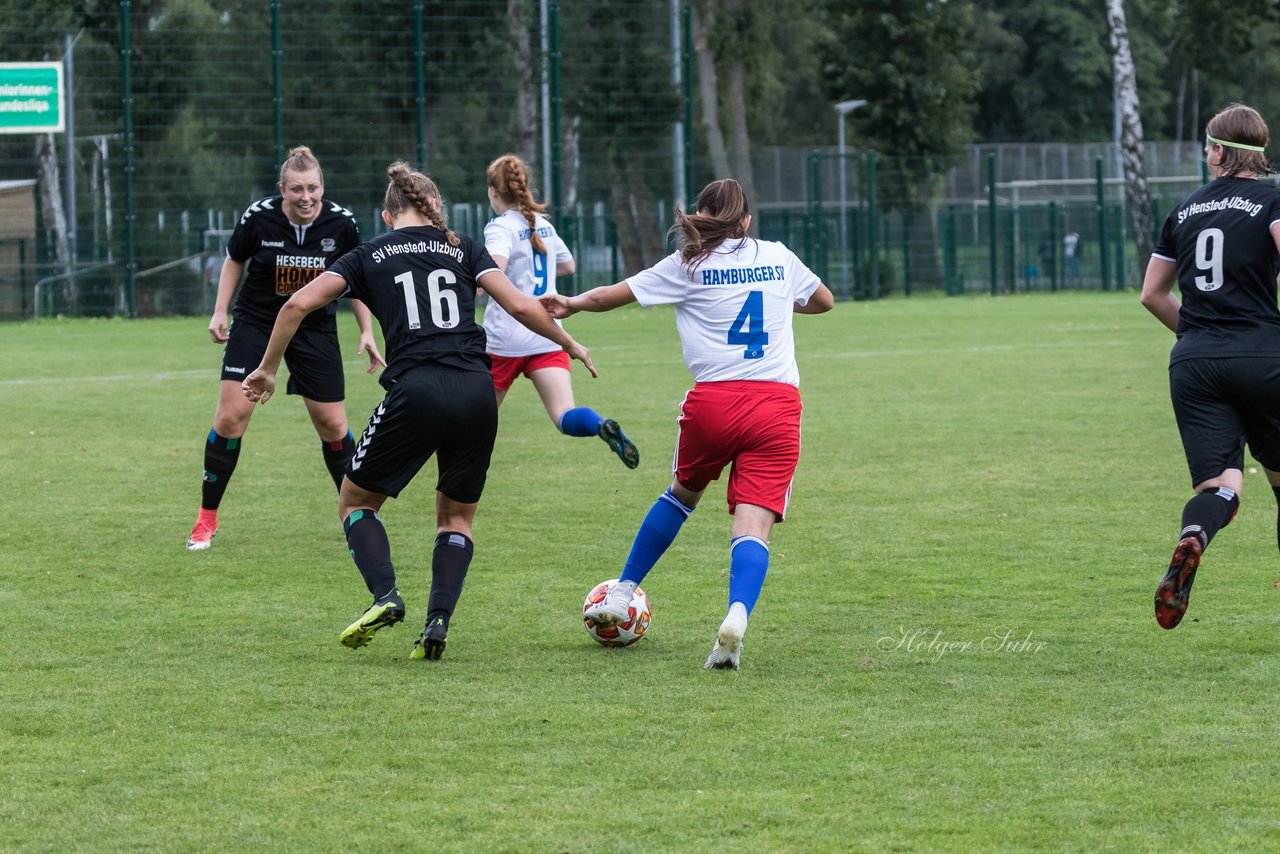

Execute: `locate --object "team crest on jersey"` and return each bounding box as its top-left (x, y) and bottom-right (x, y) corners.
top-left (321, 238), bottom-right (336, 252)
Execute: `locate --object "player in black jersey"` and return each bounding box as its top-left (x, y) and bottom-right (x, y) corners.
top-left (186, 146), bottom-right (385, 552)
top-left (242, 161), bottom-right (595, 660)
top-left (1141, 103), bottom-right (1280, 629)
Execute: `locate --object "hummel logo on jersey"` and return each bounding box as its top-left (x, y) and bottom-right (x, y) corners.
top-left (239, 198), bottom-right (274, 224)
top-left (351, 403), bottom-right (385, 471)
top-left (261, 240), bottom-right (285, 248)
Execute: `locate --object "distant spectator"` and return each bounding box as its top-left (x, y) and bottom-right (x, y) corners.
top-left (1064, 231), bottom-right (1081, 278)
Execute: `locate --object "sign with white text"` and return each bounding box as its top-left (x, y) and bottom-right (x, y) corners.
top-left (0, 62), bottom-right (64, 134)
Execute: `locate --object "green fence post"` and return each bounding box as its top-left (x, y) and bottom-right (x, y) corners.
top-left (901, 209), bottom-right (911, 297)
top-left (1048, 200), bottom-right (1059, 292)
top-left (943, 206), bottom-right (957, 296)
top-left (1005, 207), bottom-right (1015, 293)
top-left (987, 152), bottom-right (997, 295)
top-left (1113, 203), bottom-right (1125, 291)
top-left (550, 2), bottom-right (562, 219)
top-left (805, 151), bottom-right (825, 287)
top-left (271, 1), bottom-right (282, 164)
top-left (121, 0), bottom-right (136, 317)
top-left (683, 4), bottom-right (694, 208)
top-left (414, 2), bottom-right (425, 167)
top-left (867, 150), bottom-right (878, 300)
top-left (1096, 157), bottom-right (1110, 292)
top-left (18, 238), bottom-right (26, 318)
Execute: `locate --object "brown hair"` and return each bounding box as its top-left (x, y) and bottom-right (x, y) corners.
top-left (670, 178), bottom-right (750, 270)
top-left (1206, 103), bottom-right (1275, 177)
top-left (279, 145), bottom-right (323, 186)
top-left (486, 154), bottom-right (548, 255)
top-left (384, 161), bottom-right (460, 246)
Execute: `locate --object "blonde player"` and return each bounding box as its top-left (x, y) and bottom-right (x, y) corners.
top-left (483, 154), bottom-right (638, 469)
top-left (542, 178), bottom-right (834, 669)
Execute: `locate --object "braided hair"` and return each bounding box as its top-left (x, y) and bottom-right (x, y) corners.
top-left (486, 154), bottom-right (549, 255)
top-left (384, 161), bottom-right (460, 246)
top-left (670, 179), bottom-right (750, 271)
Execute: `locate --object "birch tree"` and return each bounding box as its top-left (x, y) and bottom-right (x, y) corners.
top-left (1106, 0), bottom-right (1154, 269)
top-left (505, 0), bottom-right (538, 170)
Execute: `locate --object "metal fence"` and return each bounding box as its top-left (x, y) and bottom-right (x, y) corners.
top-left (0, 2), bottom-right (1220, 319)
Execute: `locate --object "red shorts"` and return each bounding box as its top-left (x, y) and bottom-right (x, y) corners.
top-left (488, 350), bottom-right (570, 392)
top-left (673, 380), bottom-right (803, 520)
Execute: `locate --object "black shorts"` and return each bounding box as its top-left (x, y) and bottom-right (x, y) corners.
top-left (1170, 356), bottom-right (1280, 485)
top-left (220, 320), bottom-right (345, 402)
top-left (346, 367), bottom-right (498, 502)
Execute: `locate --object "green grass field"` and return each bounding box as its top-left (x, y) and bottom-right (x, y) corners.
top-left (4, 293), bottom-right (1280, 851)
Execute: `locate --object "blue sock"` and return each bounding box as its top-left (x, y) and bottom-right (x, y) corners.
top-left (558, 406), bottom-right (605, 437)
top-left (727, 535), bottom-right (769, 614)
top-left (619, 489), bottom-right (696, 585)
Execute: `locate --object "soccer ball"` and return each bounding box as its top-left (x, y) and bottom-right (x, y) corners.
top-left (582, 579), bottom-right (651, 647)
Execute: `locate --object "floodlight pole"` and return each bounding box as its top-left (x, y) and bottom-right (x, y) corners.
top-left (834, 99), bottom-right (866, 290)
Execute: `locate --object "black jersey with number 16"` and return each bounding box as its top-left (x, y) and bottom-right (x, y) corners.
top-left (327, 224), bottom-right (501, 388)
top-left (1153, 175), bottom-right (1280, 364)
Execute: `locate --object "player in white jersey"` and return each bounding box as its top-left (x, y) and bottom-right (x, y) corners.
top-left (542, 178), bottom-right (834, 669)
top-left (482, 154), bottom-right (638, 469)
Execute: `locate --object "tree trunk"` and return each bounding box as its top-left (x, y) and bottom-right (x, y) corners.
top-left (607, 157), bottom-right (644, 274)
top-left (691, 4), bottom-right (730, 182)
top-left (35, 132), bottom-right (73, 311)
top-left (726, 58), bottom-right (757, 233)
top-left (1106, 0), bottom-right (1153, 272)
top-left (627, 158), bottom-right (666, 265)
top-left (562, 114), bottom-right (580, 211)
top-left (506, 0), bottom-right (538, 170)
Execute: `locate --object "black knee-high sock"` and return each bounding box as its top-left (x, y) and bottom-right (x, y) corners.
top-left (1179, 486), bottom-right (1240, 551)
top-left (201, 430), bottom-right (241, 510)
top-left (344, 510), bottom-right (397, 600)
top-left (428, 532), bottom-right (474, 628)
top-left (322, 431), bottom-right (355, 491)
top-left (1271, 485), bottom-right (1280, 554)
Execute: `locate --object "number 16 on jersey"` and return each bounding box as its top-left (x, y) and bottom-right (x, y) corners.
top-left (395, 269), bottom-right (461, 330)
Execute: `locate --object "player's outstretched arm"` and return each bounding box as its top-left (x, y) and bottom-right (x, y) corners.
top-left (480, 269), bottom-right (597, 378)
top-left (540, 281), bottom-right (636, 319)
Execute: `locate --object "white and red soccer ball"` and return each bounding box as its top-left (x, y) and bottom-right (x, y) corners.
top-left (582, 579), bottom-right (651, 646)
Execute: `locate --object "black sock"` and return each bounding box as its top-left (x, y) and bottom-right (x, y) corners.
top-left (322, 431), bottom-right (355, 491)
top-left (201, 430), bottom-right (241, 510)
top-left (343, 510), bottom-right (397, 600)
top-left (1179, 486), bottom-right (1240, 550)
top-left (1272, 485), bottom-right (1280, 554)
top-left (428, 531), bottom-right (474, 629)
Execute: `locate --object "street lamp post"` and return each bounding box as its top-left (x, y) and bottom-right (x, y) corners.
top-left (834, 99), bottom-right (867, 290)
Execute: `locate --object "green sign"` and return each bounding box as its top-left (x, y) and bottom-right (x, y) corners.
top-left (0, 62), bottom-right (64, 134)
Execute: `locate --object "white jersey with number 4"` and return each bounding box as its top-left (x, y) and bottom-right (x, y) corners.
top-left (482, 209), bottom-right (574, 356)
top-left (626, 238), bottom-right (823, 386)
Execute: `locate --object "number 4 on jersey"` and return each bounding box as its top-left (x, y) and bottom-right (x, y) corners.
top-left (728, 290), bottom-right (768, 359)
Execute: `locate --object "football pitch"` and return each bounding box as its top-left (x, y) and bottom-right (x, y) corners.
top-left (4, 292), bottom-right (1280, 851)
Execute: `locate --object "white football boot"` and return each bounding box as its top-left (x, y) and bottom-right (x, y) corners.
top-left (704, 602), bottom-right (749, 670)
top-left (584, 580), bottom-right (636, 627)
